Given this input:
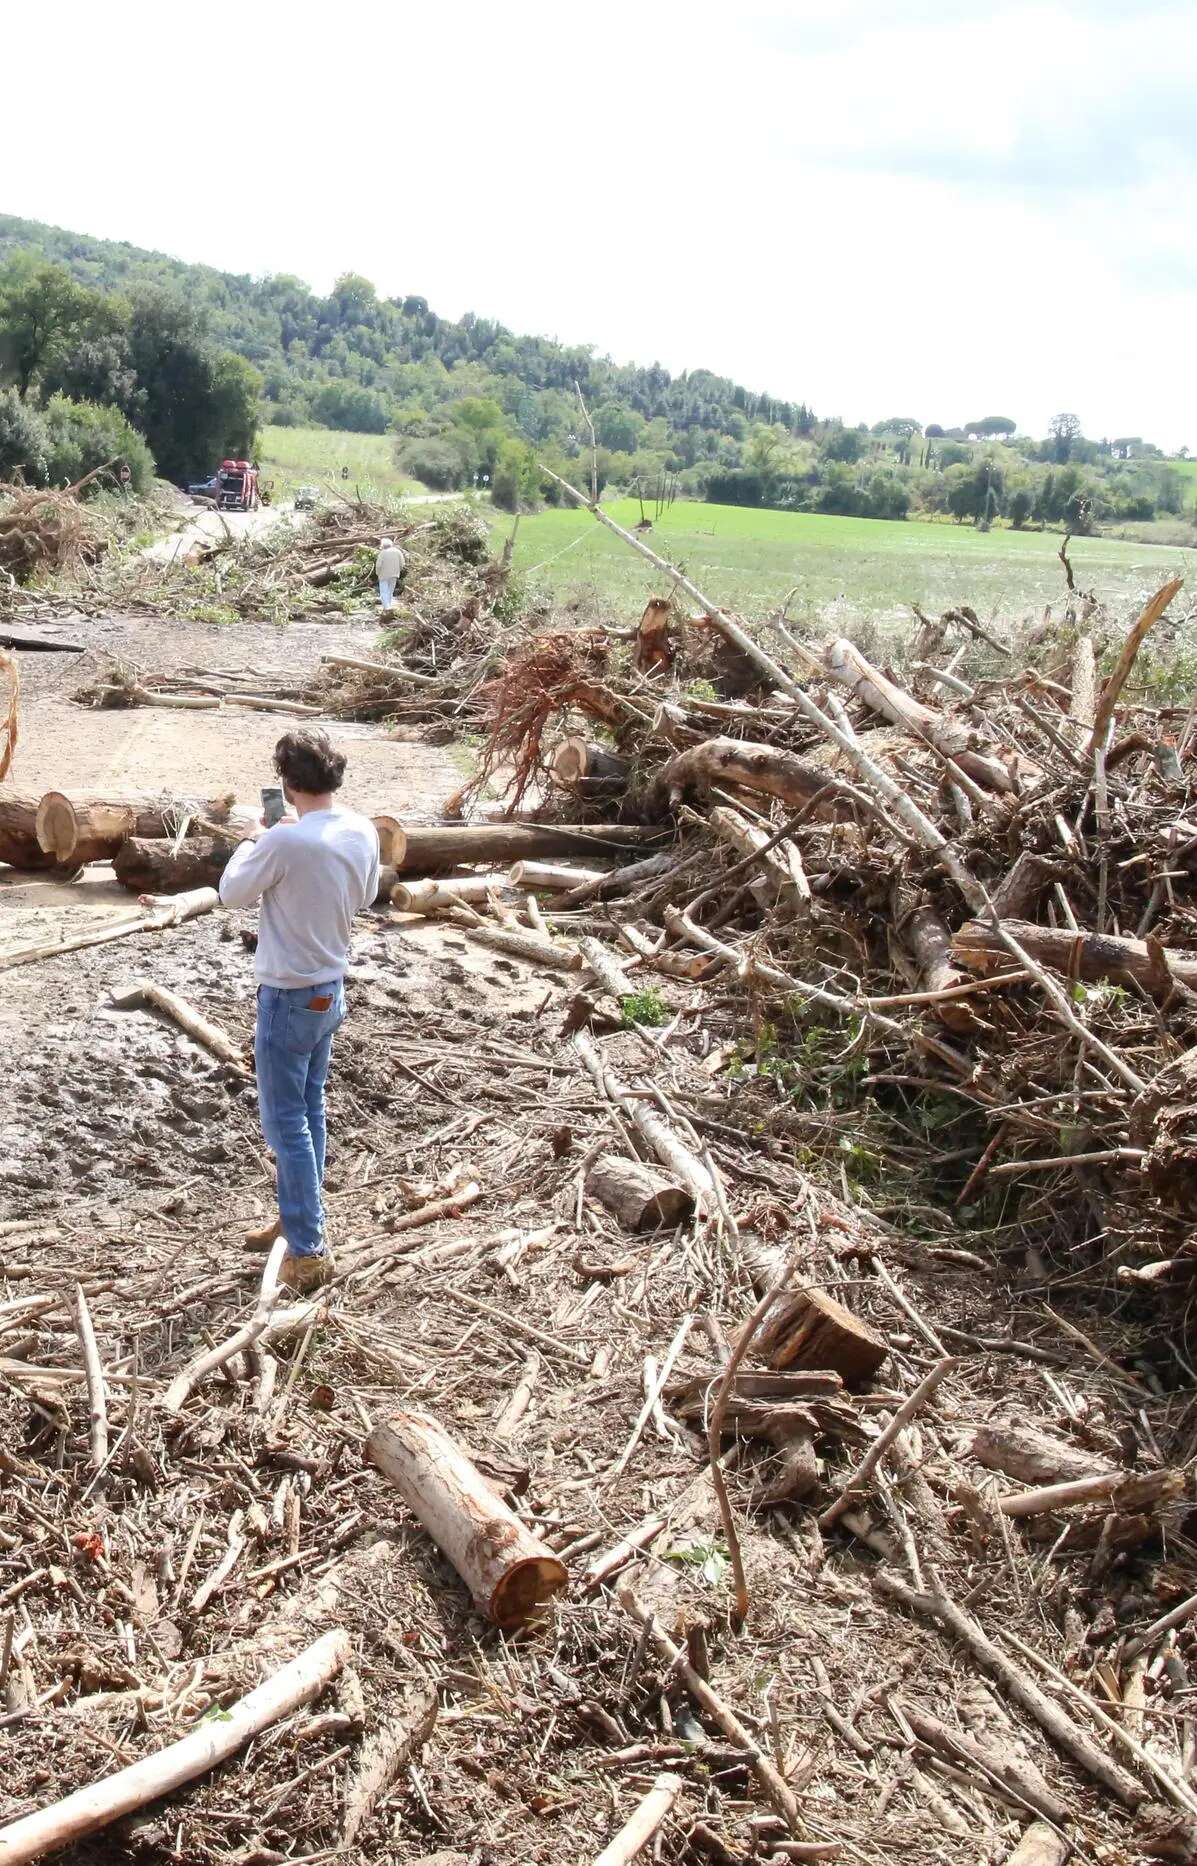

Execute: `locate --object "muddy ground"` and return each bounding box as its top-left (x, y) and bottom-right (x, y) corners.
top-left (1, 604), bottom-right (1196, 1866)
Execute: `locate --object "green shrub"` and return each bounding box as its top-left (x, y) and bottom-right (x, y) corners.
top-left (0, 387), bottom-right (49, 483)
top-left (43, 395), bottom-right (154, 493)
top-left (621, 986), bottom-right (668, 1028)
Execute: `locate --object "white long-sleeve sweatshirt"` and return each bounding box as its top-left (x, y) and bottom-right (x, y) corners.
top-left (219, 807), bottom-right (381, 987)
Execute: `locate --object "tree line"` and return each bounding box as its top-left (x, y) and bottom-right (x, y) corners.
top-left (0, 247), bottom-right (260, 493)
top-left (0, 215), bottom-right (1188, 534)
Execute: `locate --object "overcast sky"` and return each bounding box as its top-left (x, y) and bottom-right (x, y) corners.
top-left (5, 0), bottom-right (1194, 448)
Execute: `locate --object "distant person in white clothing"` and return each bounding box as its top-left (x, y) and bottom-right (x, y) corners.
top-left (375, 536), bottom-right (407, 614)
top-left (219, 730), bottom-right (380, 1292)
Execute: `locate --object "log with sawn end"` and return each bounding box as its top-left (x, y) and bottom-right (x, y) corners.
top-left (954, 917), bottom-right (1197, 993)
top-left (586, 1154), bottom-right (695, 1231)
top-left (396, 821), bottom-right (666, 873)
top-left (367, 1408), bottom-right (567, 1626)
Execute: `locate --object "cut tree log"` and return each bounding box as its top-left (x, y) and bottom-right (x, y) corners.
top-left (549, 737), bottom-right (632, 791)
top-left (709, 804), bottom-right (809, 913)
top-left (110, 978), bottom-right (247, 1071)
top-left (586, 1154), bottom-right (695, 1231)
top-left (593, 1771), bottom-right (682, 1866)
top-left (390, 873), bottom-right (511, 914)
top-left (113, 835), bottom-right (234, 895)
top-left (554, 850), bottom-right (684, 907)
top-left (954, 917), bottom-right (1197, 992)
top-left (972, 1423), bottom-right (1118, 1488)
top-left (366, 1409), bottom-right (567, 1625)
top-left (0, 1630), bottom-right (349, 1866)
top-left (0, 627), bottom-right (86, 653)
top-left (995, 1468), bottom-right (1183, 1521)
top-left (449, 916), bottom-right (584, 972)
top-left (396, 822), bottom-right (664, 873)
top-left (0, 797), bottom-right (48, 871)
top-left (900, 899), bottom-right (976, 1032)
top-left (32, 791), bottom-right (243, 868)
top-left (649, 737), bottom-right (858, 819)
top-left (509, 860), bottom-right (609, 890)
top-left (823, 637), bottom-right (1023, 794)
top-left (112, 838), bottom-right (392, 903)
top-left (574, 1032), bottom-right (714, 1207)
top-left (900, 1705), bottom-right (1069, 1827)
top-left (752, 1286), bottom-right (888, 1386)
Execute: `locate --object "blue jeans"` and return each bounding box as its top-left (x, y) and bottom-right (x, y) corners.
top-left (255, 981), bottom-right (346, 1257)
top-left (378, 577), bottom-right (396, 611)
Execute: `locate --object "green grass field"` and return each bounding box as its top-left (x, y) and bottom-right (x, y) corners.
top-left (496, 499), bottom-right (1192, 633)
top-left (258, 426), bottom-right (424, 503)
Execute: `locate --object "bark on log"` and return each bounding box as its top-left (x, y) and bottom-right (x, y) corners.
top-left (1001, 1823), bottom-right (1068, 1866)
top-left (586, 1154), bottom-right (695, 1231)
top-left (633, 596), bottom-right (675, 675)
top-left (341, 1686), bottom-right (437, 1846)
top-left (649, 737), bottom-right (857, 819)
top-left (32, 792), bottom-right (242, 868)
top-left (1068, 635), bottom-right (1097, 734)
top-left (366, 1409), bottom-right (567, 1626)
top-left (0, 797), bottom-right (53, 870)
top-left (510, 860), bottom-right (609, 891)
top-left (574, 1032), bottom-right (714, 1207)
top-left (954, 917), bottom-right (1197, 991)
top-left (0, 1630), bottom-right (349, 1866)
top-left (753, 1286), bottom-right (888, 1386)
top-left (396, 822), bottom-right (664, 873)
top-left (900, 1706), bottom-right (1068, 1827)
top-left (709, 805), bottom-right (809, 913)
top-left (113, 838), bottom-right (392, 903)
top-left (390, 874), bottom-right (511, 913)
top-left (113, 836), bottom-right (233, 895)
top-left (823, 637), bottom-right (1020, 793)
top-left (555, 851), bottom-right (683, 908)
top-left (901, 900), bottom-right (974, 1031)
top-left (451, 918), bottom-right (584, 972)
top-left (989, 854), bottom-right (1066, 920)
top-left (972, 1423), bottom-right (1118, 1488)
top-left (549, 737), bottom-right (632, 791)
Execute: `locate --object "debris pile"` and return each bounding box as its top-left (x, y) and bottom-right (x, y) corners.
top-left (3, 485), bottom-right (1197, 1864)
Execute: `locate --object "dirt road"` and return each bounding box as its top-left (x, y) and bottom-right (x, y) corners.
top-left (141, 496), bottom-right (308, 565)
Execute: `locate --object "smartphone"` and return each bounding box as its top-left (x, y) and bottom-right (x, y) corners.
top-left (261, 785), bottom-right (286, 827)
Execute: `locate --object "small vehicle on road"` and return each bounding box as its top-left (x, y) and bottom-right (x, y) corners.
top-left (185, 475), bottom-right (219, 500)
top-left (216, 460), bottom-right (261, 512)
top-left (293, 485), bottom-right (320, 511)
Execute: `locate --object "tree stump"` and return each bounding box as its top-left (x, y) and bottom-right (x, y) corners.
top-left (754, 1287), bottom-right (887, 1386)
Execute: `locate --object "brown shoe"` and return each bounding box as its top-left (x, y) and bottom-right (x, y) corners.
top-left (278, 1249), bottom-right (335, 1295)
top-left (244, 1214), bottom-right (283, 1253)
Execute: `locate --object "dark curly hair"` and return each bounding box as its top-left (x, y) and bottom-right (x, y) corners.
top-left (273, 728), bottom-right (347, 795)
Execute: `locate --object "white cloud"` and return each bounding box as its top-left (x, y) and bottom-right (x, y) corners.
top-left (2, 0), bottom-right (1193, 448)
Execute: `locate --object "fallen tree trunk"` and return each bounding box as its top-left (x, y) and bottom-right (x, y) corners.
top-left (0, 628), bottom-right (85, 653)
top-left (450, 917), bottom-right (584, 972)
top-left (823, 637), bottom-right (1022, 794)
top-left (954, 917), bottom-right (1197, 991)
top-left (0, 1630), bottom-right (349, 1865)
top-left (649, 737), bottom-right (857, 819)
top-left (397, 822), bottom-right (664, 873)
top-left (366, 1409), bottom-right (567, 1626)
top-left (35, 792), bottom-right (240, 868)
top-left (113, 839), bottom-right (383, 904)
top-left (586, 1154), bottom-right (695, 1231)
top-left (510, 860), bottom-right (609, 891)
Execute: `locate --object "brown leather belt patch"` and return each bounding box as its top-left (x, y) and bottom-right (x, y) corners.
top-left (306, 994), bottom-right (333, 1012)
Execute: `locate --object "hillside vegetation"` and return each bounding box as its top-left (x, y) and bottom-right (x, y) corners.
top-left (0, 213), bottom-right (1191, 537)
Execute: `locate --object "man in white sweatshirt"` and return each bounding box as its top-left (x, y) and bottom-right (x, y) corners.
top-left (220, 730), bottom-right (380, 1292)
top-left (375, 536), bottom-right (407, 614)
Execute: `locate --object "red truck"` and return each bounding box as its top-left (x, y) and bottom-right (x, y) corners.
top-left (216, 459), bottom-right (260, 512)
